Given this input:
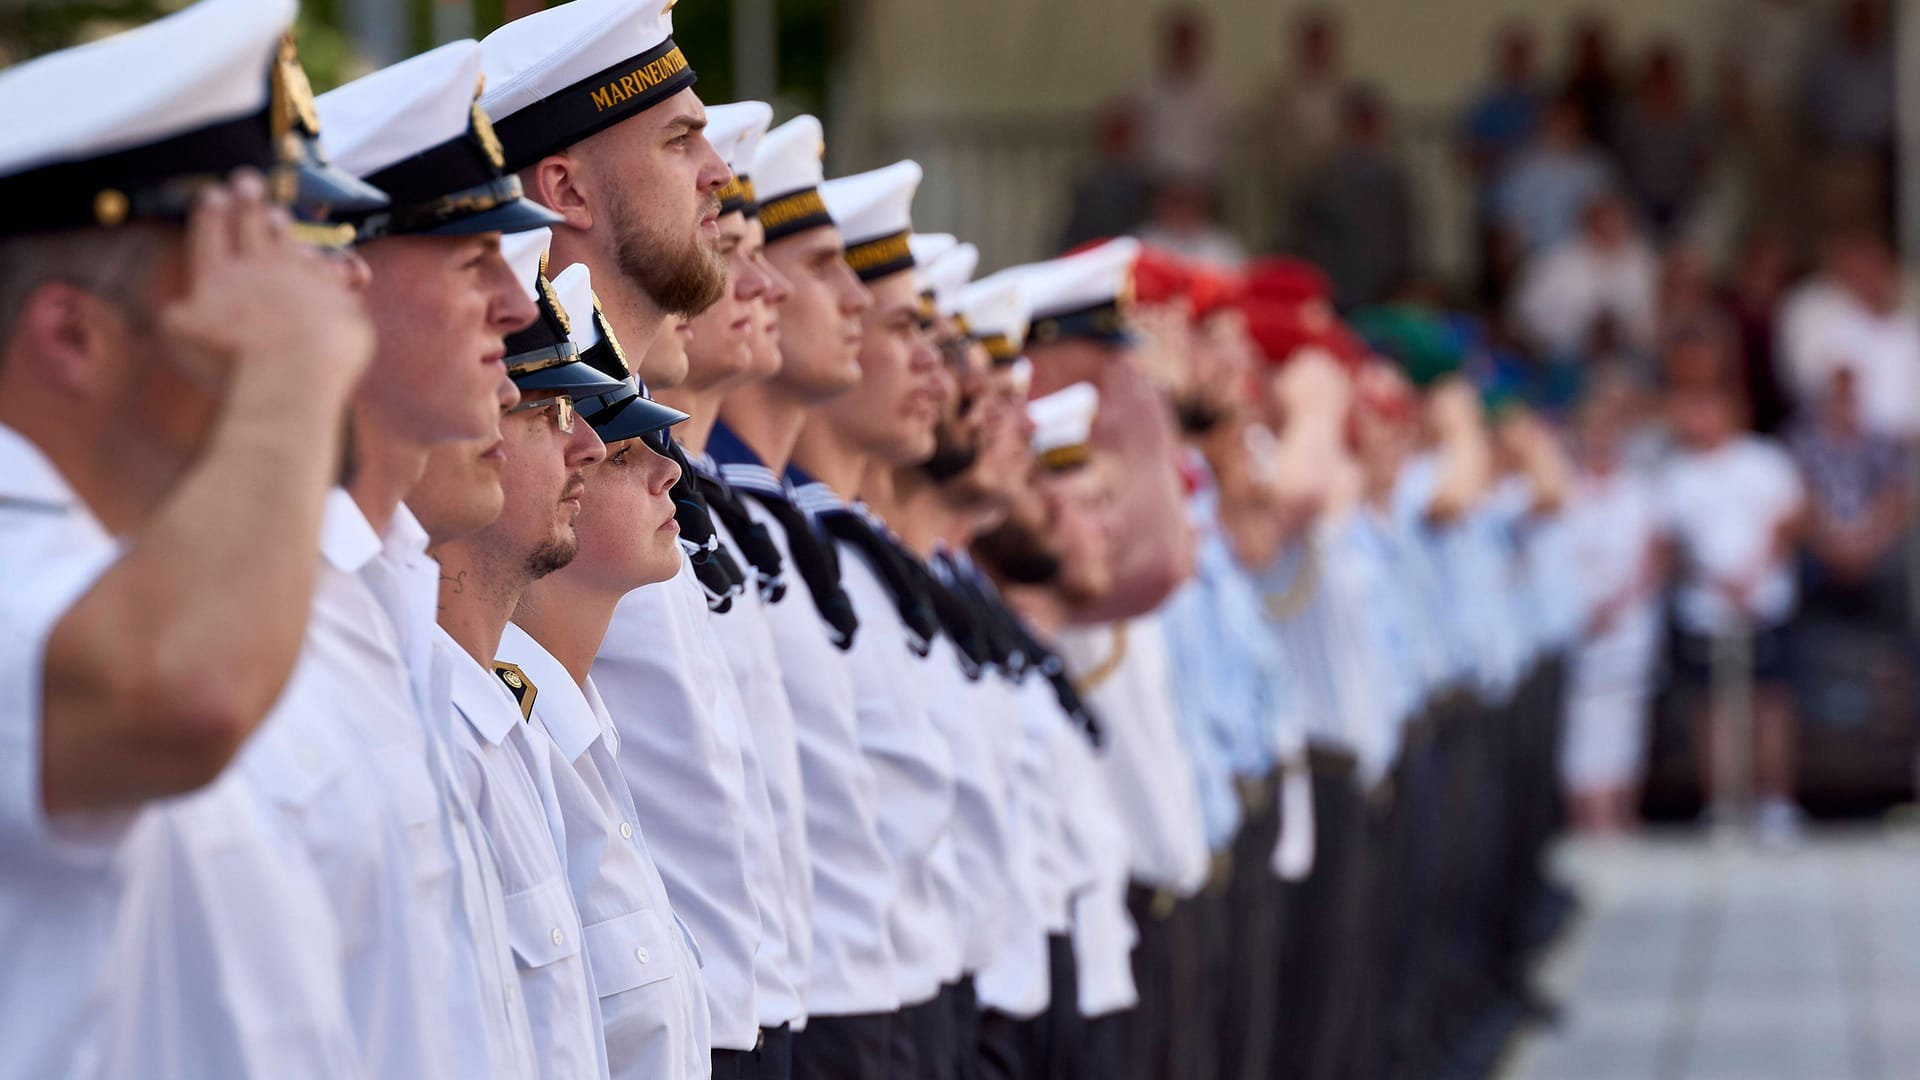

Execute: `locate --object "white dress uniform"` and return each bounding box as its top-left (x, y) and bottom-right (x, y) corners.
top-left (440, 629), bottom-right (609, 1080)
top-left (705, 500), bottom-right (814, 1029)
top-left (232, 491), bottom-right (493, 1079)
top-left (1057, 619), bottom-right (1212, 899)
top-left (799, 485), bottom-right (963, 1010)
top-left (498, 623), bottom-right (712, 1079)
top-left (590, 564), bottom-right (764, 1051)
top-left (715, 446), bottom-right (902, 1021)
top-left (0, 423), bottom-right (366, 1080)
top-left (922, 629), bottom-right (1019, 979)
top-left (362, 506), bottom-right (539, 1079)
top-left (974, 675), bottom-right (1083, 1018)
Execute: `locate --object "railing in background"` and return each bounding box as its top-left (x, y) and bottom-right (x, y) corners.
top-left (865, 107), bottom-right (1474, 280)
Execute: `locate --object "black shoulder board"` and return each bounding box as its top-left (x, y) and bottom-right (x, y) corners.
top-left (492, 661), bottom-right (538, 721)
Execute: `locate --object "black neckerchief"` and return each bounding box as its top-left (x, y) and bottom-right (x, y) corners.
top-left (733, 488), bottom-right (858, 649)
top-left (690, 460), bottom-right (787, 604)
top-left (661, 438), bottom-right (745, 613)
top-left (905, 555), bottom-right (993, 681)
top-left (817, 507), bottom-right (939, 658)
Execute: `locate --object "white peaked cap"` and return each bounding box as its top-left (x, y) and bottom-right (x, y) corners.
top-left (753, 114), bottom-right (824, 205)
top-left (909, 233), bottom-right (957, 290)
top-left (501, 226), bottom-right (552, 300)
top-left (1006, 236), bottom-right (1141, 343)
top-left (551, 263), bottom-right (594, 337)
top-left (819, 159), bottom-right (922, 283)
top-left (707, 100), bottom-right (774, 178)
top-left (819, 159), bottom-right (921, 246)
top-left (960, 277), bottom-right (1031, 359)
top-left (319, 40), bottom-right (484, 178)
top-left (1029, 382), bottom-right (1100, 467)
top-left (923, 241), bottom-right (980, 319)
top-left (480, 0), bottom-right (693, 171)
top-left (0, 0), bottom-right (294, 178)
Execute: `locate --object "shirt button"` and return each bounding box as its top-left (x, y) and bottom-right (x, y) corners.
top-left (619, 822), bottom-right (634, 840)
top-left (635, 946), bottom-right (650, 964)
top-left (550, 927), bottom-right (564, 947)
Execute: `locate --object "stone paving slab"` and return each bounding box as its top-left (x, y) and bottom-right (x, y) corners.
top-left (1504, 827), bottom-right (1920, 1080)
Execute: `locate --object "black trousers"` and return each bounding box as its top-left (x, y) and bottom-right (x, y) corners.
top-left (1221, 772), bottom-right (1285, 1080)
top-left (893, 983), bottom-right (962, 1080)
top-left (1271, 744), bottom-right (1365, 1080)
top-left (712, 1024), bottom-right (795, 1080)
top-left (790, 1011), bottom-right (893, 1080)
top-left (951, 976), bottom-right (980, 1080)
top-left (1125, 880), bottom-right (1220, 1080)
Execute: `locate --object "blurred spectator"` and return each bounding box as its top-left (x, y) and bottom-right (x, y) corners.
top-left (1135, 6), bottom-right (1228, 184)
top-left (1134, 177), bottom-right (1247, 268)
top-left (1457, 22), bottom-right (1547, 301)
top-left (1716, 0), bottom-right (1813, 240)
top-left (1492, 95), bottom-right (1615, 259)
top-left (1612, 43), bottom-right (1711, 238)
top-left (1802, 0), bottom-right (1896, 231)
top-left (1286, 86), bottom-right (1415, 309)
top-left (1802, 0), bottom-right (1895, 159)
top-left (1655, 344), bottom-right (1806, 842)
top-left (1258, 8), bottom-right (1350, 241)
top-left (1720, 227), bottom-right (1797, 433)
top-left (1511, 191), bottom-right (1657, 362)
top-left (1561, 15), bottom-right (1623, 150)
top-left (1562, 372), bottom-right (1664, 834)
top-left (1061, 100), bottom-right (1154, 251)
top-left (1776, 227), bottom-right (1920, 439)
top-left (1787, 366), bottom-right (1911, 624)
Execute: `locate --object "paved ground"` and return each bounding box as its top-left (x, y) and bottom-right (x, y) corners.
top-left (1503, 825), bottom-right (1920, 1080)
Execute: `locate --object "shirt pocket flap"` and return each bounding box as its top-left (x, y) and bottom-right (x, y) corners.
top-left (583, 907), bottom-right (677, 996)
top-left (506, 878), bottom-right (583, 970)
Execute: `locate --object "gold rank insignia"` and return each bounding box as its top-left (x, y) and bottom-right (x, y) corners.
top-left (492, 662), bottom-right (538, 720)
top-left (270, 34), bottom-right (322, 140)
top-left (471, 74), bottom-right (506, 170)
top-left (539, 272), bottom-right (573, 336)
top-left (592, 296), bottom-right (632, 375)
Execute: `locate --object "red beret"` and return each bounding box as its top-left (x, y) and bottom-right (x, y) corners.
top-left (1243, 256), bottom-right (1333, 305)
top-left (1242, 293), bottom-right (1368, 368)
top-left (1129, 245), bottom-right (1194, 308)
top-left (1187, 266), bottom-right (1245, 324)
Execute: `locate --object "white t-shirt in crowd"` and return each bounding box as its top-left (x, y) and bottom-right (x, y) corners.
top-left (1655, 435), bottom-right (1806, 634)
top-left (1776, 279), bottom-right (1920, 439)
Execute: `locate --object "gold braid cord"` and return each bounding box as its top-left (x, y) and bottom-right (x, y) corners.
top-left (1073, 622), bottom-right (1131, 695)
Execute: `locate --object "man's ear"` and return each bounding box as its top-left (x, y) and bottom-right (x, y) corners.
top-left (524, 153), bottom-right (595, 232)
top-left (11, 282), bottom-right (123, 399)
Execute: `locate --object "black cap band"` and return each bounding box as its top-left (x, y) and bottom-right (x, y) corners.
top-left (758, 187), bottom-right (832, 243)
top-left (843, 230), bottom-right (913, 283)
top-left (718, 174), bottom-right (755, 217)
top-left (492, 38), bottom-right (697, 171)
top-left (0, 108), bottom-right (278, 236)
top-left (1027, 300), bottom-right (1130, 346)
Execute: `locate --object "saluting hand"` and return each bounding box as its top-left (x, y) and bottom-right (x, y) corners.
top-left (159, 168), bottom-right (375, 397)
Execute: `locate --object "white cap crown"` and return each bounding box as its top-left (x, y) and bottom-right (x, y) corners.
top-left (1029, 382), bottom-right (1100, 468)
top-left (819, 159), bottom-right (923, 282)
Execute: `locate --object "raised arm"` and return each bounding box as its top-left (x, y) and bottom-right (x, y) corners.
top-left (39, 177), bottom-right (375, 813)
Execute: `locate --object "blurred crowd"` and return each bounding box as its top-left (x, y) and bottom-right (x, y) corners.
top-left (1061, 0), bottom-right (1915, 835)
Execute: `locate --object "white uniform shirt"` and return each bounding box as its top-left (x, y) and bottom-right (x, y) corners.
top-left (591, 563), bottom-right (762, 1050)
top-left (361, 507), bottom-right (537, 1080)
top-left (0, 424), bottom-right (360, 1079)
top-left (499, 624), bottom-right (711, 1079)
top-left (708, 507), bottom-right (812, 1027)
top-left (236, 492), bottom-right (475, 1079)
top-left (832, 527), bottom-right (963, 1006)
top-left (923, 642), bottom-right (1019, 977)
top-left (973, 676), bottom-right (1080, 1019)
top-left (441, 630), bottom-right (608, 1080)
top-left (747, 497), bottom-right (900, 1018)
top-left (1057, 619), bottom-right (1210, 896)
top-left (1059, 711), bottom-right (1139, 1020)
